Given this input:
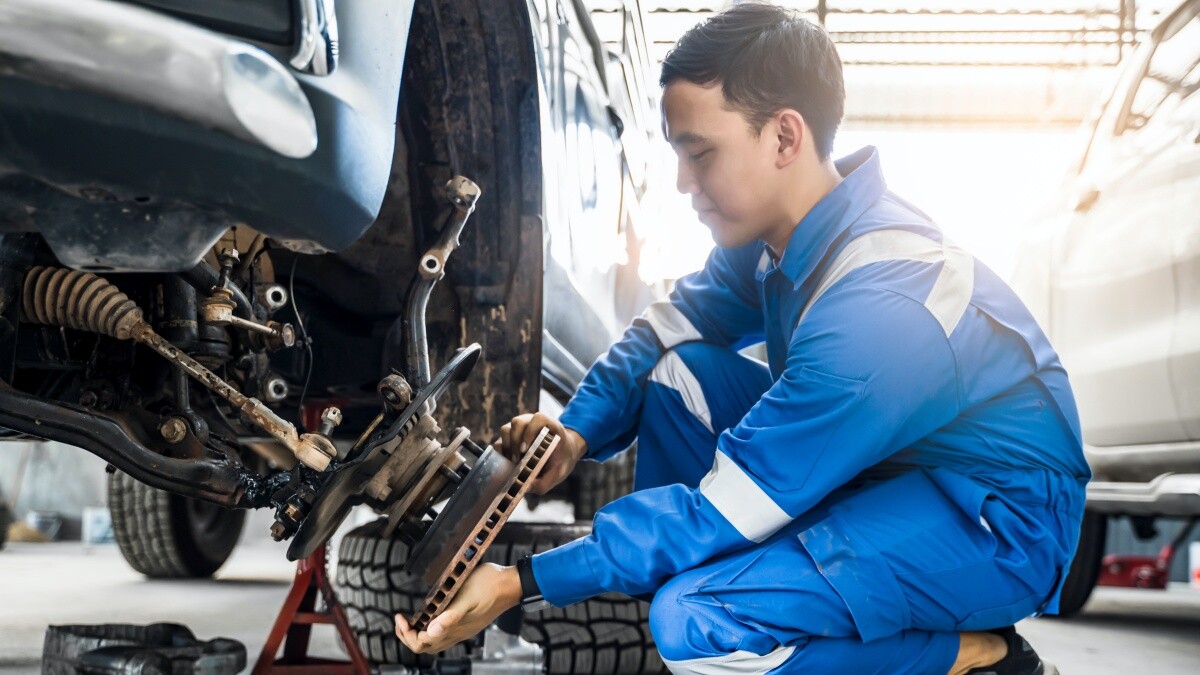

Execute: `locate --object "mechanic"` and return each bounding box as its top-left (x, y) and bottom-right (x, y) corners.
top-left (396, 4), bottom-right (1090, 673)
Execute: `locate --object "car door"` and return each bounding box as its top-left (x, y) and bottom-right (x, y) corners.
top-left (1161, 5), bottom-right (1200, 439)
top-left (1049, 6), bottom-right (1196, 447)
top-left (535, 0), bottom-right (647, 376)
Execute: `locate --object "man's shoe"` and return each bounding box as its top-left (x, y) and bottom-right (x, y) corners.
top-left (965, 626), bottom-right (1059, 675)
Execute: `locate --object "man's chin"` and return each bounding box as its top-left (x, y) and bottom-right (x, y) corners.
top-left (708, 226), bottom-right (754, 250)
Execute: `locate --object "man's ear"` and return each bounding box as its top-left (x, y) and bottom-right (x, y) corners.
top-left (775, 109), bottom-right (806, 169)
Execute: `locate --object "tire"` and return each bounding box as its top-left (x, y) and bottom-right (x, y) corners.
top-left (1053, 509), bottom-right (1107, 617)
top-left (572, 448), bottom-right (636, 521)
top-left (107, 471), bottom-right (245, 578)
top-left (335, 520), bottom-right (666, 673)
top-left (0, 499), bottom-right (12, 550)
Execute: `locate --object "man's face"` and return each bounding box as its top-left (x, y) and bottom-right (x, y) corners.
top-left (662, 80), bottom-right (783, 248)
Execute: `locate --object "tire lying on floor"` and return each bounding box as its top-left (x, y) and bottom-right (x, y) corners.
top-left (335, 519), bottom-right (666, 673)
top-left (107, 471), bottom-right (245, 578)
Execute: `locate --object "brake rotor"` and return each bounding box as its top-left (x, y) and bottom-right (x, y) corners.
top-left (409, 428), bottom-right (558, 631)
top-left (286, 345), bottom-right (481, 561)
top-left (404, 446), bottom-right (515, 584)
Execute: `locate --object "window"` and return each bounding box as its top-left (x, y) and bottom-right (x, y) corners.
top-left (1120, 3), bottom-right (1200, 135)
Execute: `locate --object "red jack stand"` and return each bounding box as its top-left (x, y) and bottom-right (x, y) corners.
top-left (253, 546), bottom-right (370, 675)
top-left (1098, 517), bottom-right (1198, 590)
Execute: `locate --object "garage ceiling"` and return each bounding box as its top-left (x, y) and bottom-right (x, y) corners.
top-left (588, 1), bottom-right (1175, 125)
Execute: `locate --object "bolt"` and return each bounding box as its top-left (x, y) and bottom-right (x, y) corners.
top-left (378, 374), bottom-right (412, 409)
top-left (284, 503), bottom-right (303, 521)
top-left (79, 391), bottom-right (98, 408)
top-left (446, 176), bottom-right (481, 208)
top-left (159, 417), bottom-right (188, 444)
top-left (318, 407), bottom-right (343, 436)
top-left (257, 284), bottom-right (289, 313)
top-left (270, 521), bottom-right (288, 541)
top-left (263, 375), bottom-right (289, 403)
top-left (277, 323), bottom-right (296, 348)
top-left (215, 249), bottom-right (239, 289)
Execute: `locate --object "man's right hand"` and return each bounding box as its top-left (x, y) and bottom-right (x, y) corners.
top-left (497, 412), bottom-right (587, 495)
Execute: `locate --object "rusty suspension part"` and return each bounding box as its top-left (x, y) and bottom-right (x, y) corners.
top-left (21, 266), bottom-right (337, 471)
top-left (406, 176), bottom-right (481, 394)
top-left (200, 249), bottom-right (296, 351)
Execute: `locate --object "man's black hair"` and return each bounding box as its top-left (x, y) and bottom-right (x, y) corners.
top-left (660, 2), bottom-right (845, 160)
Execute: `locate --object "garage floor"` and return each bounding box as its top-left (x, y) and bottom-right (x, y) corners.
top-left (2, 518), bottom-right (1198, 674)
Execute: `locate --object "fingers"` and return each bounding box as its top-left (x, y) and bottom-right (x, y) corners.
top-left (394, 614), bottom-right (423, 652)
top-left (394, 611), bottom-right (459, 654)
top-left (520, 412), bottom-right (563, 451)
top-left (498, 422), bottom-right (513, 459)
top-left (427, 607), bottom-right (461, 639)
top-left (499, 413), bottom-right (537, 460)
top-left (499, 413), bottom-right (571, 459)
top-left (508, 416), bottom-right (530, 455)
top-left (498, 413), bottom-right (575, 492)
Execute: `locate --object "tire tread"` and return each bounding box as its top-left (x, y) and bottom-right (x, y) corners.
top-left (334, 520), bottom-right (665, 673)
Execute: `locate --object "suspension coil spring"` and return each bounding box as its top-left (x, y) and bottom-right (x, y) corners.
top-left (21, 266), bottom-right (145, 339)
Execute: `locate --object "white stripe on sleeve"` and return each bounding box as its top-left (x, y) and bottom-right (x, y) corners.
top-left (640, 301), bottom-right (703, 349)
top-left (699, 450), bottom-right (792, 543)
top-left (649, 351), bottom-right (713, 433)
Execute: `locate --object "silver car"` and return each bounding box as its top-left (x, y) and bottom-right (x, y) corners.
top-left (1011, 0), bottom-right (1200, 614)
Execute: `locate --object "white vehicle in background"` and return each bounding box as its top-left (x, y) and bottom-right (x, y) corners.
top-left (1011, 0), bottom-right (1200, 615)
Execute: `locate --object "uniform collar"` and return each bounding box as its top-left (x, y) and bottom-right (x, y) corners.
top-left (772, 146), bottom-right (886, 287)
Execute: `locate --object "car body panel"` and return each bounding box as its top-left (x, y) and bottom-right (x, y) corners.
top-left (1168, 93), bottom-right (1200, 439)
top-left (0, 0), bottom-right (415, 268)
top-left (1014, 0), bottom-right (1200, 502)
top-left (539, 0), bottom-right (661, 367)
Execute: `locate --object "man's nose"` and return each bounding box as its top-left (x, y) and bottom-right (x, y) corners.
top-left (676, 157), bottom-right (700, 196)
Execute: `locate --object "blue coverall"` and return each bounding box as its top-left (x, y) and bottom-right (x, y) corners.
top-left (533, 147), bottom-right (1091, 674)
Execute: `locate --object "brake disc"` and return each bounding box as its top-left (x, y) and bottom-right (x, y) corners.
top-left (409, 428), bottom-right (559, 631)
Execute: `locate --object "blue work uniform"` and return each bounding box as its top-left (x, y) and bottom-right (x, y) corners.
top-left (534, 147), bottom-right (1090, 674)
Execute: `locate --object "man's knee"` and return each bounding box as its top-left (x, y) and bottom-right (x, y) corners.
top-left (648, 571), bottom-right (714, 662)
top-left (650, 574), bottom-right (801, 672)
top-left (648, 569), bottom-right (777, 663)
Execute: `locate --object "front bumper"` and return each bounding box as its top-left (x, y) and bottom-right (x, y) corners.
top-left (0, 0), bottom-right (317, 159)
top-left (1086, 474), bottom-right (1200, 517)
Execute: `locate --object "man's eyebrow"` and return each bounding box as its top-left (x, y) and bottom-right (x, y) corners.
top-left (669, 132), bottom-right (709, 147)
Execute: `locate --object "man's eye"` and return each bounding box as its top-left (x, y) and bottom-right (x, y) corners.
top-left (689, 149), bottom-right (711, 161)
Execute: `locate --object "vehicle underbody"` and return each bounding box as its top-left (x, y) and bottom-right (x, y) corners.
top-left (0, 0), bottom-right (660, 667)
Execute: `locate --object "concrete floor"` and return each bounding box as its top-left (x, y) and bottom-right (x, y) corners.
top-left (2, 520), bottom-right (1198, 674)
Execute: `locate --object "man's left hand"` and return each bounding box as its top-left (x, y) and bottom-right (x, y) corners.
top-left (395, 562), bottom-right (522, 654)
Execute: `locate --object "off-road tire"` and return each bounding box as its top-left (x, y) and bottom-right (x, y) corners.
top-left (572, 448), bottom-right (636, 521)
top-left (335, 520), bottom-right (666, 673)
top-left (107, 471), bottom-right (245, 578)
top-left (0, 499), bottom-right (12, 550)
top-left (1053, 509), bottom-right (1107, 617)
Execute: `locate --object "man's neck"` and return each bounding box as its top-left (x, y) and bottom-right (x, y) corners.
top-left (764, 158), bottom-right (844, 258)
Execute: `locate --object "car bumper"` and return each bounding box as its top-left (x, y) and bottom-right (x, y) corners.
top-left (0, 0), bottom-right (317, 159)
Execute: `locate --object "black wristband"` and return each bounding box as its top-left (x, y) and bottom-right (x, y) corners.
top-left (515, 554), bottom-right (549, 611)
